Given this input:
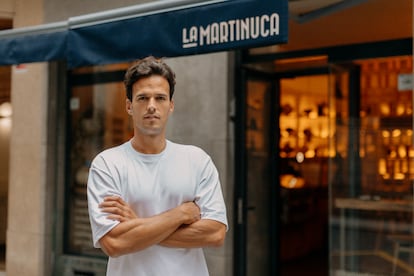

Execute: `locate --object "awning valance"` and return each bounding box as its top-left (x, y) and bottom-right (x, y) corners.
top-left (0, 0), bottom-right (288, 68)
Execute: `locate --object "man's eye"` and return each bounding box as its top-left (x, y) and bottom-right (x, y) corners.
top-left (157, 96), bottom-right (167, 101)
top-left (137, 96), bottom-right (147, 101)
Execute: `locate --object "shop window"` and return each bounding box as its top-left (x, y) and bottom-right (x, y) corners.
top-left (65, 64), bottom-right (131, 256)
top-left (358, 56), bottom-right (413, 197)
top-left (330, 55), bottom-right (414, 275)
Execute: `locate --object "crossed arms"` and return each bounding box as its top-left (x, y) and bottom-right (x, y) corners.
top-left (98, 196), bottom-right (226, 257)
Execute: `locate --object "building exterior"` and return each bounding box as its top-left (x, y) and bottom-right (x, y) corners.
top-left (0, 0), bottom-right (413, 276)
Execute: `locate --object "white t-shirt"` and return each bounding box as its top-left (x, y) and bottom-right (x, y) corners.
top-left (87, 140), bottom-right (228, 276)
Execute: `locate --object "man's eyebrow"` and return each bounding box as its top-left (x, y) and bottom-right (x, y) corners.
top-left (135, 92), bottom-right (169, 98)
top-left (136, 92), bottom-right (168, 96)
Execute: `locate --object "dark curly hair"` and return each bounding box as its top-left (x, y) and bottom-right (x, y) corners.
top-left (124, 56), bottom-right (176, 101)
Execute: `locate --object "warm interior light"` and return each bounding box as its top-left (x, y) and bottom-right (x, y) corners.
top-left (296, 152), bottom-right (305, 163)
top-left (396, 103), bottom-right (406, 116)
top-left (280, 174), bottom-right (305, 189)
top-left (394, 173), bottom-right (405, 180)
top-left (392, 129), bottom-right (401, 137)
top-left (379, 103), bottom-right (391, 116)
top-left (274, 55), bottom-right (328, 72)
top-left (398, 145), bottom-right (407, 158)
top-left (305, 149), bottom-right (315, 158)
top-left (0, 102), bottom-right (12, 118)
top-left (378, 158), bottom-right (386, 175)
top-left (274, 55), bottom-right (328, 65)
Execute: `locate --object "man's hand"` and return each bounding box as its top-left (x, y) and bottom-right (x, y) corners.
top-left (99, 196), bottom-right (138, 222)
top-left (179, 201), bottom-right (201, 225)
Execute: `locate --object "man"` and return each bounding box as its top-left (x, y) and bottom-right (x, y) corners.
top-left (87, 56), bottom-right (228, 276)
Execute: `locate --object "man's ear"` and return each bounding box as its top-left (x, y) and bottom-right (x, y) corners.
top-left (169, 99), bottom-right (174, 113)
top-left (126, 99), bottom-right (133, 115)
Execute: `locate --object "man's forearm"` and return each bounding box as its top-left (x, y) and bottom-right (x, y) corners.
top-left (159, 219), bottom-right (226, 248)
top-left (99, 200), bottom-right (200, 257)
top-left (100, 210), bottom-right (183, 257)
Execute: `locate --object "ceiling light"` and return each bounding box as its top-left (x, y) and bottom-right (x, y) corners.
top-left (0, 102), bottom-right (12, 118)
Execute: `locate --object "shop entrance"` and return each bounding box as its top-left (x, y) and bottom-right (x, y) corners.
top-left (276, 72), bottom-right (332, 275)
top-left (237, 57), bottom-right (352, 276)
top-left (237, 47), bottom-right (413, 275)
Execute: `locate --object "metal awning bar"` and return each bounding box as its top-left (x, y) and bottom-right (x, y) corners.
top-left (0, 0), bottom-right (228, 39)
top-left (0, 21), bottom-right (67, 39)
top-left (68, 0), bottom-right (229, 28)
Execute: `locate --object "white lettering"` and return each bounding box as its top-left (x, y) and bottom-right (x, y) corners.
top-left (182, 13), bottom-right (281, 48)
top-left (270, 13), bottom-right (279, 35)
top-left (260, 15), bottom-right (269, 37)
top-left (240, 18), bottom-right (249, 40)
top-left (250, 16), bottom-right (259, 39)
top-left (228, 20), bottom-right (235, 41)
top-left (199, 25), bottom-right (210, 46)
top-left (211, 23), bottom-right (220, 44)
top-left (235, 19), bottom-right (240, 41)
top-left (182, 27), bottom-right (198, 48)
top-left (182, 28), bottom-right (190, 44)
top-left (220, 22), bottom-right (228, 43)
top-left (189, 27), bottom-right (198, 42)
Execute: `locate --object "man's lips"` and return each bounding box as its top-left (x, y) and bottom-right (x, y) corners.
top-left (143, 114), bottom-right (160, 119)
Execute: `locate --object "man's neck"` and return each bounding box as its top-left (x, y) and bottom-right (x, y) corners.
top-left (130, 135), bottom-right (166, 154)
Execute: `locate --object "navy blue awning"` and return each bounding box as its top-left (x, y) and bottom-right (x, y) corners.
top-left (0, 0), bottom-right (288, 68)
top-left (0, 21), bottom-right (68, 65)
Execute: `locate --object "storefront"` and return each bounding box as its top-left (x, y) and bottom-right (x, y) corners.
top-left (0, 0), bottom-right (413, 275)
top-left (233, 1), bottom-right (412, 274)
top-left (236, 39), bottom-right (412, 275)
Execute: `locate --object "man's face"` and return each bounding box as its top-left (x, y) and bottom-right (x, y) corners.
top-left (126, 75), bottom-right (174, 137)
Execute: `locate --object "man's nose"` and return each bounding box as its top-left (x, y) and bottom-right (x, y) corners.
top-left (147, 98), bottom-right (156, 111)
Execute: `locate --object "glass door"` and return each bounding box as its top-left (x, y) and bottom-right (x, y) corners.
top-left (240, 61), bottom-right (334, 276)
top-left (244, 71), bottom-right (277, 276)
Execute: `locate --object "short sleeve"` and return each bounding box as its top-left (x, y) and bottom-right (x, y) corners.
top-left (87, 154), bottom-right (122, 248)
top-left (194, 154), bottom-right (228, 231)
